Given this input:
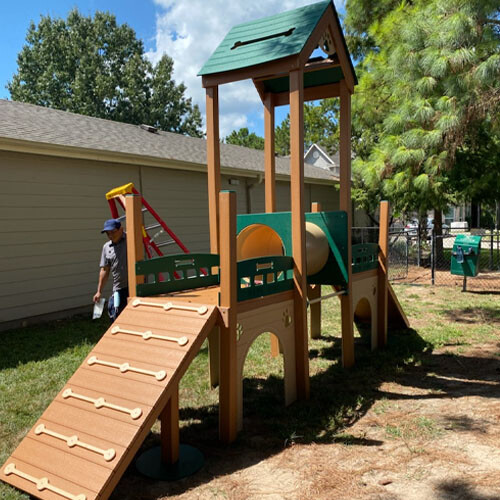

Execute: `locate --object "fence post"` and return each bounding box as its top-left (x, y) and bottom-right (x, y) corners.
top-left (490, 231), bottom-right (494, 271)
top-left (406, 233), bottom-right (409, 277)
top-left (430, 230), bottom-right (435, 285)
top-left (417, 227), bottom-right (421, 268)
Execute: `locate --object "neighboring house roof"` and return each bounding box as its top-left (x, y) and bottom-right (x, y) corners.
top-left (198, 1), bottom-right (330, 76)
top-left (304, 143), bottom-right (339, 169)
top-left (0, 99), bottom-right (337, 185)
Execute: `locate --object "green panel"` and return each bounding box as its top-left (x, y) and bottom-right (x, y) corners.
top-left (352, 243), bottom-right (379, 273)
top-left (236, 210), bottom-right (348, 287)
top-left (136, 253), bottom-right (220, 296)
top-left (306, 211), bottom-right (348, 286)
top-left (237, 256), bottom-right (294, 301)
top-left (237, 212), bottom-right (293, 253)
top-left (450, 234), bottom-right (481, 277)
top-left (198, 1), bottom-right (330, 76)
top-left (263, 66), bottom-right (345, 94)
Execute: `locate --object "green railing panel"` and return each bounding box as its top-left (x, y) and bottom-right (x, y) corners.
top-left (352, 243), bottom-right (379, 273)
top-left (237, 255), bottom-right (294, 302)
top-left (136, 253), bottom-right (220, 296)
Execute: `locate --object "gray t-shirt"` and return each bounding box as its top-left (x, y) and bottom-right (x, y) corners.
top-left (100, 234), bottom-right (128, 291)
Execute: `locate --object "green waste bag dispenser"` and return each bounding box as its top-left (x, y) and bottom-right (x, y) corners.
top-left (451, 234), bottom-right (481, 277)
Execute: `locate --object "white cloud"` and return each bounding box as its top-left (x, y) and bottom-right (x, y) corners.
top-left (148, 0), bottom-right (343, 137)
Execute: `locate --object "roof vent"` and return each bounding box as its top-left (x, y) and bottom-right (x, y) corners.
top-left (231, 27), bottom-right (295, 50)
top-left (140, 124), bottom-right (158, 134)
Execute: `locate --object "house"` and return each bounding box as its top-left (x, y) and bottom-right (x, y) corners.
top-left (304, 143), bottom-right (339, 176)
top-left (0, 99), bottom-right (342, 330)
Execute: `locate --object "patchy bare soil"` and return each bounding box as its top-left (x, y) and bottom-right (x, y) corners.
top-left (112, 322), bottom-right (500, 499)
top-left (396, 265), bottom-right (500, 292)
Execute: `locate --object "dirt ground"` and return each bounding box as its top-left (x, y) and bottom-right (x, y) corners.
top-left (395, 265), bottom-right (500, 292)
top-left (110, 310), bottom-right (500, 500)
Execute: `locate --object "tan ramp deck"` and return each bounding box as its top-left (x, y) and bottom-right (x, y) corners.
top-left (1, 298), bottom-right (218, 500)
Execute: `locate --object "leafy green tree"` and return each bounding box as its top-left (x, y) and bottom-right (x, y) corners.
top-left (350, 0), bottom-right (500, 232)
top-left (8, 9), bottom-right (203, 136)
top-left (274, 99), bottom-right (340, 156)
top-left (344, 0), bottom-right (403, 59)
top-left (225, 128), bottom-right (264, 150)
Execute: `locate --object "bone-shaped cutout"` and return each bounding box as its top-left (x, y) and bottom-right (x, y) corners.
top-left (62, 388), bottom-right (142, 420)
top-left (111, 325), bottom-right (188, 346)
top-left (35, 424), bottom-right (116, 462)
top-left (87, 356), bottom-right (167, 381)
top-left (4, 463), bottom-right (86, 500)
top-left (132, 298), bottom-right (208, 315)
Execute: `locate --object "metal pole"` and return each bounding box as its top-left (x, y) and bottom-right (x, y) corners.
top-left (431, 230), bottom-right (435, 285)
top-left (308, 289), bottom-right (346, 306)
top-left (490, 231), bottom-right (494, 271)
top-left (417, 226), bottom-right (421, 268)
top-left (406, 232), bottom-right (409, 278)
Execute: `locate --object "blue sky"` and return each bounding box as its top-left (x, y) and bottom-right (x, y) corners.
top-left (0, 0), bottom-right (344, 137)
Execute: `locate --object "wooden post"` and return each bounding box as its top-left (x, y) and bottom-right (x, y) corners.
top-left (309, 202), bottom-right (322, 339)
top-left (160, 386), bottom-right (179, 464)
top-left (218, 191), bottom-right (238, 443)
top-left (206, 86), bottom-right (221, 254)
top-left (289, 68), bottom-right (310, 400)
top-left (264, 92), bottom-right (281, 357)
top-left (125, 194), bottom-right (144, 297)
top-left (339, 80), bottom-right (355, 368)
top-left (377, 201), bottom-right (390, 347)
top-left (264, 92), bottom-right (276, 213)
top-left (206, 85), bottom-right (221, 388)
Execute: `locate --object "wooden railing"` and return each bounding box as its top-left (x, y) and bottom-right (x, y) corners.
top-left (135, 253), bottom-right (220, 296)
top-left (237, 255), bottom-right (294, 301)
top-left (352, 243), bottom-right (379, 273)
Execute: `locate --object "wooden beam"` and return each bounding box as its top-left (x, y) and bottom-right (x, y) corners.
top-left (377, 200), bottom-right (390, 347)
top-left (253, 79), bottom-right (266, 104)
top-left (289, 68), bottom-right (310, 400)
top-left (298, 5), bottom-right (331, 67)
top-left (202, 55), bottom-right (300, 88)
top-left (265, 92), bottom-right (280, 358)
top-left (206, 86), bottom-right (221, 254)
top-left (218, 190), bottom-right (238, 443)
top-left (339, 80), bottom-right (355, 368)
top-left (273, 82), bottom-right (340, 107)
top-left (326, 9), bottom-right (355, 92)
top-left (161, 385), bottom-right (179, 465)
top-left (309, 201), bottom-right (322, 339)
top-left (125, 194), bottom-right (144, 297)
top-left (264, 93), bottom-right (276, 213)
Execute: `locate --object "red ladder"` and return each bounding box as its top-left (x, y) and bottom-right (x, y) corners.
top-left (106, 183), bottom-right (190, 260)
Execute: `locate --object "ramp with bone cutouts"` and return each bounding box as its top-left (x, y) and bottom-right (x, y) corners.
top-left (1, 297), bottom-right (218, 500)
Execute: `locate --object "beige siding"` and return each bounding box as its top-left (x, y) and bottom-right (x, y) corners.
top-left (139, 166), bottom-right (210, 255)
top-left (0, 151), bottom-right (140, 323)
top-left (310, 183), bottom-right (340, 211)
top-left (0, 150), bottom-right (340, 327)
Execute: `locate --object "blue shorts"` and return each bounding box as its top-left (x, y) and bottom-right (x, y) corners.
top-left (108, 287), bottom-right (129, 320)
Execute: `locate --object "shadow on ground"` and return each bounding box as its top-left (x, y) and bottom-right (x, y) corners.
top-left (0, 315), bottom-right (110, 370)
top-left (111, 323), bottom-right (500, 500)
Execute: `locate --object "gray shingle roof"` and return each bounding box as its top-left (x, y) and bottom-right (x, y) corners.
top-left (0, 99), bottom-right (337, 183)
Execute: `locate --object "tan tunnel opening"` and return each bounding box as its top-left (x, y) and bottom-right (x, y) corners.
top-left (236, 222), bottom-right (330, 276)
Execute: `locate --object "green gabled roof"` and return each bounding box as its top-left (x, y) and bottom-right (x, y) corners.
top-left (198, 1), bottom-right (331, 76)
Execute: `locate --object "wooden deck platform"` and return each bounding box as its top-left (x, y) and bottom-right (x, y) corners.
top-left (1, 297), bottom-right (218, 500)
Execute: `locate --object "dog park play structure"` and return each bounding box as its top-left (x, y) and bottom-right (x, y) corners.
top-left (1, 2), bottom-right (408, 499)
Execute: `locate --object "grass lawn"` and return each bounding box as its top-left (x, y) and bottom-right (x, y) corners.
top-left (0, 284), bottom-right (499, 499)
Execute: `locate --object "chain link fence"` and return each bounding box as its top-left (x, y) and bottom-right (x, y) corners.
top-left (353, 225), bottom-right (500, 292)
top-left (388, 228), bottom-right (500, 292)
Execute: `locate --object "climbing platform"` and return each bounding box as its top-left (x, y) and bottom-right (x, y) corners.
top-left (1, 298), bottom-right (218, 500)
